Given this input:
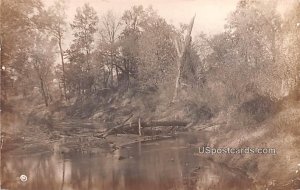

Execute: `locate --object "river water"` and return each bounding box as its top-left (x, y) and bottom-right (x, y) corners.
top-left (1, 133), bottom-right (254, 190)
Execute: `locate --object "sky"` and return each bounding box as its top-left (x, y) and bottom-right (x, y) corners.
top-left (42, 0), bottom-right (296, 65)
top-left (43, 0), bottom-right (240, 35)
top-left (43, 0), bottom-right (295, 38)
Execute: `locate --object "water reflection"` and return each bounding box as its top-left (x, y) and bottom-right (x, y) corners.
top-left (1, 135), bottom-right (253, 190)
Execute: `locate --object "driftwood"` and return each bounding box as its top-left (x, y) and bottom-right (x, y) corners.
top-left (95, 118), bottom-right (190, 138)
top-left (122, 121), bottom-right (189, 129)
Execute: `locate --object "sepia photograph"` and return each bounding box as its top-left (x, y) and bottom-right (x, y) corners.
top-left (1, 0), bottom-right (300, 189)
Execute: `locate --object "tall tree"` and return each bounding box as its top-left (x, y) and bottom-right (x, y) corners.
top-left (118, 6), bottom-right (178, 90)
top-left (42, 0), bottom-right (68, 100)
top-left (226, 0), bottom-right (284, 99)
top-left (68, 3), bottom-right (99, 94)
top-left (29, 33), bottom-right (57, 106)
top-left (137, 10), bottom-right (177, 89)
top-left (70, 3), bottom-right (98, 71)
top-left (0, 0), bottom-right (43, 101)
top-left (98, 11), bottom-right (122, 87)
top-left (118, 5), bottom-right (146, 89)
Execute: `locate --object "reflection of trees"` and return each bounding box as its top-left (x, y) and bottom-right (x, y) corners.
top-left (70, 155), bottom-right (86, 189)
top-left (2, 152), bottom-right (85, 190)
top-left (126, 140), bottom-right (186, 190)
top-left (173, 140), bottom-right (185, 190)
top-left (1, 153), bottom-right (61, 190)
top-left (60, 154), bottom-right (65, 190)
top-left (2, 139), bottom-right (253, 190)
top-left (87, 154), bottom-right (92, 190)
top-left (30, 154), bottom-right (60, 190)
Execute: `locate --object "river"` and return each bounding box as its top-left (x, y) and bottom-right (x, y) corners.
top-left (1, 133), bottom-right (254, 190)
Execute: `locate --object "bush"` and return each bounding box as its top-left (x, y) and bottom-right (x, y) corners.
top-left (238, 95), bottom-right (279, 123)
top-left (184, 102), bottom-right (213, 122)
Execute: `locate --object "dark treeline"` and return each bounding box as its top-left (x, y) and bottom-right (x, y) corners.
top-left (1, 0), bottom-right (300, 120)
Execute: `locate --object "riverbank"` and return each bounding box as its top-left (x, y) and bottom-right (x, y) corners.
top-left (1, 93), bottom-right (300, 189)
top-left (2, 116), bottom-right (299, 189)
top-left (1, 118), bottom-right (175, 157)
top-left (190, 100), bottom-right (300, 189)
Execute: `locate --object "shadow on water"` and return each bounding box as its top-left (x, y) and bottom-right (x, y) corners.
top-left (1, 133), bottom-right (254, 190)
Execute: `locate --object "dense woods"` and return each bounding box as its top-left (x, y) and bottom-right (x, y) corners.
top-left (0, 1), bottom-right (298, 102)
top-left (1, 0), bottom-right (299, 114)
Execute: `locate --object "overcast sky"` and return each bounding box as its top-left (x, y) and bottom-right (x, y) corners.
top-left (43, 0), bottom-right (295, 36)
top-left (42, 0), bottom-right (240, 35)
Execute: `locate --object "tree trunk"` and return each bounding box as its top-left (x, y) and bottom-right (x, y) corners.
top-left (33, 59), bottom-right (49, 107)
top-left (172, 58), bottom-right (182, 102)
top-left (171, 15), bottom-right (195, 103)
top-left (138, 118), bottom-right (142, 136)
top-left (116, 65), bottom-right (119, 86)
top-left (58, 37), bottom-right (67, 101)
top-left (110, 66), bottom-right (114, 87)
top-left (45, 81), bottom-right (52, 102)
top-left (40, 78), bottom-right (48, 107)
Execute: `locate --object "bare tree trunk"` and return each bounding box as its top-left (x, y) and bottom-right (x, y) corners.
top-left (172, 59), bottom-right (182, 103)
top-left (45, 81), bottom-right (52, 102)
top-left (116, 65), bottom-right (119, 86)
top-left (33, 60), bottom-right (49, 107)
top-left (171, 15), bottom-right (195, 103)
top-left (40, 78), bottom-right (48, 107)
top-left (103, 69), bottom-right (108, 88)
top-left (110, 66), bottom-right (114, 87)
top-left (110, 47), bottom-right (114, 88)
top-left (122, 59), bottom-right (131, 90)
top-left (138, 118), bottom-right (142, 136)
top-left (58, 37), bottom-right (67, 101)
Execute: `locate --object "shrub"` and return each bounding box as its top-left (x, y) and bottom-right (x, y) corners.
top-left (238, 95), bottom-right (279, 123)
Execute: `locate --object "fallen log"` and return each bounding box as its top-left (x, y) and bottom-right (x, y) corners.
top-left (121, 120), bottom-right (190, 134)
top-left (95, 118), bottom-right (190, 138)
top-left (124, 121), bottom-right (189, 128)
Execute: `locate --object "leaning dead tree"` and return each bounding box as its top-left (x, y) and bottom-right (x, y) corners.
top-left (172, 15), bottom-right (196, 103)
